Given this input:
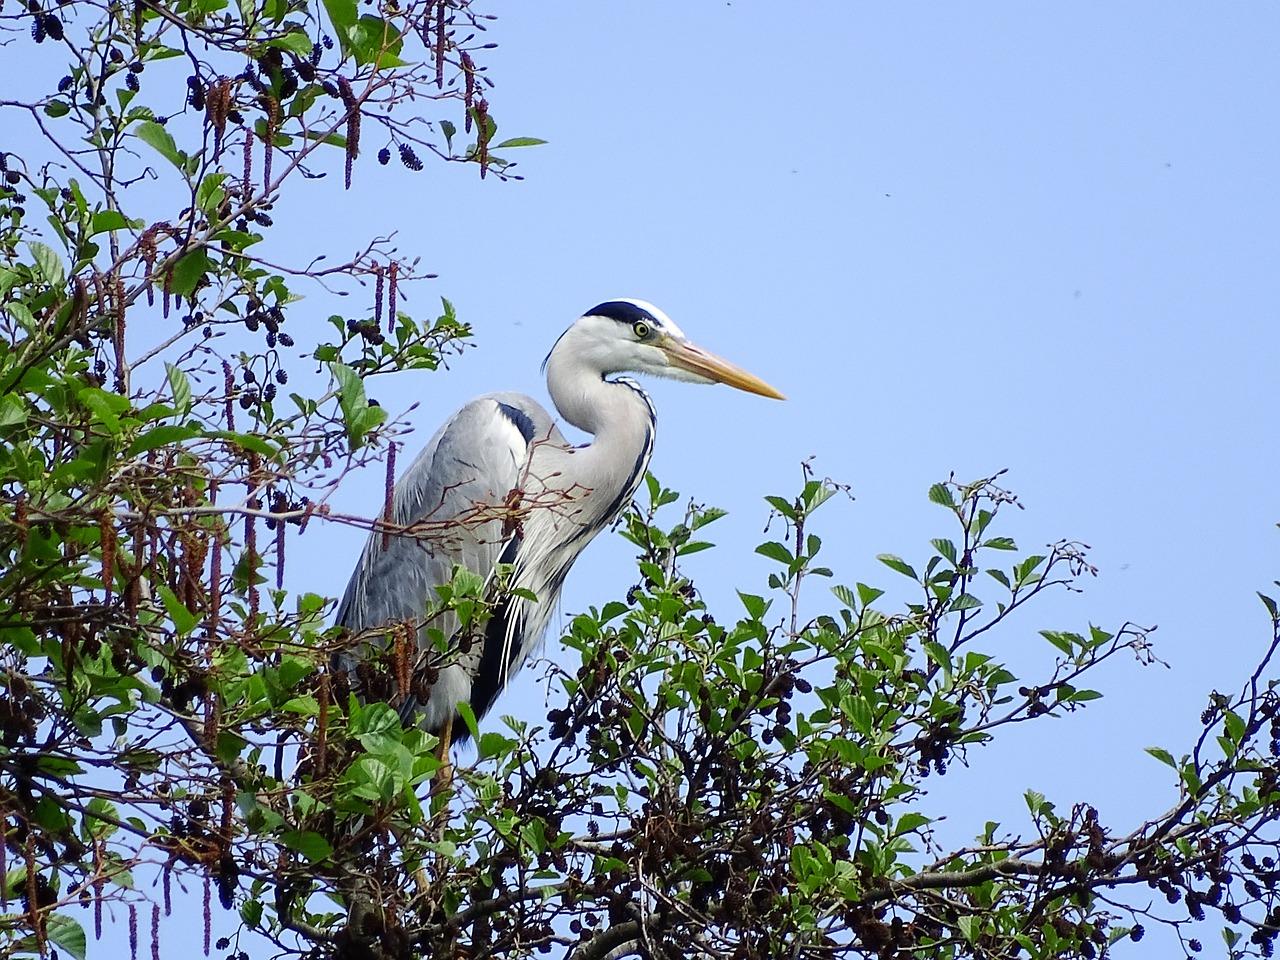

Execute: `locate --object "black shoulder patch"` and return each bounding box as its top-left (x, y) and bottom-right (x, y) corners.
top-left (585, 300), bottom-right (659, 328)
top-left (495, 401), bottom-right (537, 444)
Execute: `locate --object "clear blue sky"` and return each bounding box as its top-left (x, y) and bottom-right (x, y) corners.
top-left (10, 0), bottom-right (1280, 953)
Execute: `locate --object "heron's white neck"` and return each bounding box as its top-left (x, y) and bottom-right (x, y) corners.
top-left (545, 334), bottom-right (654, 441)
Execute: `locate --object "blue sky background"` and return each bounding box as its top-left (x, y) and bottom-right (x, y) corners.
top-left (7, 0), bottom-right (1280, 954)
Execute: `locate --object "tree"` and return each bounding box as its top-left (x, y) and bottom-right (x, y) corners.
top-left (3, 2), bottom-right (1280, 959)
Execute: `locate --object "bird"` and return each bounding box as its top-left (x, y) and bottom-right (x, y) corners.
top-left (333, 299), bottom-right (784, 769)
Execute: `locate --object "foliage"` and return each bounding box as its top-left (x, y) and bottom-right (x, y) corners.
top-left (4, 2), bottom-right (1280, 960)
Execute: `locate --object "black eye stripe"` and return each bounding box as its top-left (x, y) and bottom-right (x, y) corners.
top-left (585, 300), bottom-right (661, 330)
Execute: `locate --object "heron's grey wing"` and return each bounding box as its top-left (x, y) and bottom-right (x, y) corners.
top-left (333, 392), bottom-right (557, 733)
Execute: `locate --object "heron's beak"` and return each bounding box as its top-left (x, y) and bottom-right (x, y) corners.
top-left (660, 338), bottom-right (786, 400)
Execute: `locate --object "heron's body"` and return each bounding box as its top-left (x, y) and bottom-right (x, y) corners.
top-left (334, 300), bottom-right (781, 744)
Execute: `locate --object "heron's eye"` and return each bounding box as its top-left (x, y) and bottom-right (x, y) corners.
top-left (632, 320), bottom-right (651, 339)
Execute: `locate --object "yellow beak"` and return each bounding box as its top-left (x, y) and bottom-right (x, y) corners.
top-left (660, 337), bottom-right (786, 400)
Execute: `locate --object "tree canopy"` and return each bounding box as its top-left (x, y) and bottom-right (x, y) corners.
top-left (2, 2), bottom-right (1280, 959)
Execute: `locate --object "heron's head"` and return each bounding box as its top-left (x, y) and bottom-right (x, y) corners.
top-left (546, 298), bottom-right (785, 400)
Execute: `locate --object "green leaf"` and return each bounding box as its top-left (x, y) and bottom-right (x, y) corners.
top-left (240, 898), bottom-right (264, 927)
top-left (1145, 746), bottom-right (1176, 768)
top-left (478, 731), bottom-right (516, 760)
top-left (135, 120), bottom-right (185, 168)
top-left (165, 361), bottom-right (192, 415)
top-left (169, 248), bottom-right (211, 297)
top-left (923, 641), bottom-right (951, 674)
top-left (330, 361), bottom-right (383, 448)
top-left (764, 495), bottom-right (796, 520)
top-left (347, 15), bottom-right (404, 68)
top-left (0, 394), bottom-right (28, 427)
top-left (927, 482), bottom-right (954, 507)
top-left (127, 424), bottom-right (200, 457)
top-left (876, 554), bottom-right (918, 581)
top-left (209, 430), bottom-right (279, 457)
top-left (78, 387), bottom-right (130, 433)
top-left (46, 914), bottom-right (87, 960)
top-left (493, 136), bottom-right (548, 149)
top-left (89, 210), bottom-right (133, 236)
top-left (755, 541), bottom-right (793, 565)
top-left (982, 536), bottom-right (1017, 550)
top-left (856, 583), bottom-right (884, 606)
top-left (1223, 710), bottom-right (1246, 744)
top-left (44, 100), bottom-right (71, 118)
top-left (27, 241), bottom-right (65, 287)
top-left (455, 701), bottom-right (480, 744)
top-left (439, 119), bottom-right (456, 151)
top-left (281, 830), bottom-right (334, 862)
top-left (195, 173), bottom-right (228, 215)
top-left (270, 30), bottom-right (316, 56)
top-left (737, 592), bottom-right (768, 620)
top-left (322, 0), bottom-right (357, 47)
top-left (1039, 630), bottom-right (1075, 656)
top-left (156, 585), bottom-right (198, 635)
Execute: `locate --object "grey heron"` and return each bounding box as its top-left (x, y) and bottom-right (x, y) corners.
top-left (334, 299), bottom-right (784, 766)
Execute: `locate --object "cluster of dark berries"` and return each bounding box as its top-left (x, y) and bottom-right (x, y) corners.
top-left (30, 6), bottom-right (64, 43)
top-left (242, 300), bottom-right (294, 348)
top-left (346, 317), bottom-right (386, 345)
top-left (757, 657), bottom-right (803, 745)
top-left (0, 673), bottom-right (43, 747)
top-left (398, 143), bottom-right (423, 171)
top-left (262, 492), bottom-right (309, 531)
top-left (158, 668), bottom-right (208, 714)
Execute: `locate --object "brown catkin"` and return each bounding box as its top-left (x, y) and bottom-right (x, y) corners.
top-left (338, 78), bottom-right (359, 189)
top-left (316, 672), bottom-right (329, 776)
top-left (475, 98), bottom-right (490, 179)
top-left (91, 271), bottom-right (107, 324)
top-left (162, 863), bottom-right (172, 915)
top-left (70, 273), bottom-right (88, 336)
top-left (220, 776), bottom-right (234, 841)
top-left (222, 360), bottom-right (235, 431)
top-left (434, 0), bottom-right (446, 87)
top-left (275, 508), bottom-right (285, 590)
top-left (462, 51), bottom-right (475, 131)
top-left (129, 903), bottom-right (138, 960)
top-left (140, 230), bottom-right (157, 306)
top-left (373, 264), bottom-right (384, 329)
top-left (263, 95), bottom-right (279, 189)
top-left (162, 265), bottom-right (173, 318)
top-left (208, 519), bottom-right (222, 637)
top-left (100, 509), bottom-right (116, 604)
top-left (208, 78), bottom-right (230, 156)
top-left (386, 261), bottom-right (398, 331)
top-left (25, 832), bottom-right (43, 955)
top-left (151, 905), bottom-right (160, 960)
top-left (0, 813), bottom-right (7, 911)
top-left (93, 841), bottom-right (103, 937)
top-left (202, 876), bottom-right (211, 956)
top-left (245, 478), bottom-right (259, 620)
top-left (242, 132), bottom-right (253, 203)
top-left (381, 442), bottom-right (396, 549)
top-left (112, 275), bottom-right (126, 390)
top-left (394, 621), bottom-right (411, 700)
